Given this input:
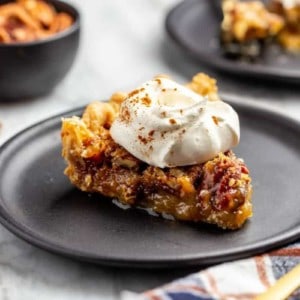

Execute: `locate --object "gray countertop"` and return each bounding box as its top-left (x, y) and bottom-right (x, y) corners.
top-left (0, 1), bottom-right (299, 299)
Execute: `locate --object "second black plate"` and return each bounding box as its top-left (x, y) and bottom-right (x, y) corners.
top-left (0, 101), bottom-right (300, 268)
top-left (166, 0), bottom-right (300, 83)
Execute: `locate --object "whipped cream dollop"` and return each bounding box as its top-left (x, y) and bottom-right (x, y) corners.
top-left (110, 77), bottom-right (240, 168)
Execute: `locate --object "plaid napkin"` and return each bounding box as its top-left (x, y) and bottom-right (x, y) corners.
top-left (122, 242), bottom-right (300, 300)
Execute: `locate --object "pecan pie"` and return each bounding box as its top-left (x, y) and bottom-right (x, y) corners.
top-left (269, 0), bottom-right (300, 52)
top-left (221, 0), bottom-right (284, 59)
top-left (61, 74), bottom-right (252, 230)
top-left (220, 0), bottom-right (300, 57)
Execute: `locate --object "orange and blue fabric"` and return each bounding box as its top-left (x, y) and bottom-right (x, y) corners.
top-left (122, 242), bottom-right (300, 300)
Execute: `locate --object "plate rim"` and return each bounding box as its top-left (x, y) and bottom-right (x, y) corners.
top-left (165, 0), bottom-right (300, 83)
top-left (0, 100), bottom-right (300, 268)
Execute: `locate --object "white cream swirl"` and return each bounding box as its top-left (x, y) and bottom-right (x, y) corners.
top-left (110, 78), bottom-right (240, 168)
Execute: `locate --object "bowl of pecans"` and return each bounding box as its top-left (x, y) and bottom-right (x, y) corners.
top-left (0, 0), bottom-right (80, 100)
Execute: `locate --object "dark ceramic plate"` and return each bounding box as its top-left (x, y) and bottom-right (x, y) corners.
top-left (166, 0), bottom-right (300, 83)
top-left (0, 101), bottom-right (300, 268)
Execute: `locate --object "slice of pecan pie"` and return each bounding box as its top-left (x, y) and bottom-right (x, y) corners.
top-left (220, 0), bottom-right (284, 59)
top-left (269, 0), bottom-right (300, 52)
top-left (61, 74), bottom-right (252, 230)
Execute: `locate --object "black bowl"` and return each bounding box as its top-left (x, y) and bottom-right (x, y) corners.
top-left (0, 0), bottom-right (80, 100)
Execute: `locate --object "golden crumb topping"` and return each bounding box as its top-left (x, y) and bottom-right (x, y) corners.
top-left (221, 0), bottom-right (284, 42)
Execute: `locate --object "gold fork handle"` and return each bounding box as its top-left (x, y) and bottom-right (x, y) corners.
top-left (255, 263), bottom-right (300, 300)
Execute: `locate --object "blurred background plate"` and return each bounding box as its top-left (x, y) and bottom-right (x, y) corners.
top-left (166, 0), bottom-right (300, 83)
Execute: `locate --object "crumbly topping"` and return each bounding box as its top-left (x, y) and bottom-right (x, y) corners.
top-left (221, 0), bottom-right (284, 46)
top-left (186, 73), bottom-right (220, 101)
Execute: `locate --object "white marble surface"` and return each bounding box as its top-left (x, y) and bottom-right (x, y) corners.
top-left (0, 0), bottom-right (300, 299)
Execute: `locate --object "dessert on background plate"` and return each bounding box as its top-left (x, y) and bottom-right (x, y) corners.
top-left (220, 0), bottom-right (284, 59)
top-left (220, 0), bottom-right (300, 59)
top-left (269, 0), bottom-right (300, 52)
top-left (61, 73), bottom-right (252, 230)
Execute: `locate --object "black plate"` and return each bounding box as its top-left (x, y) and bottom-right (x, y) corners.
top-left (166, 0), bottom-right (300, 83)
top-left (0, 101), bottom-right (300, 268)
